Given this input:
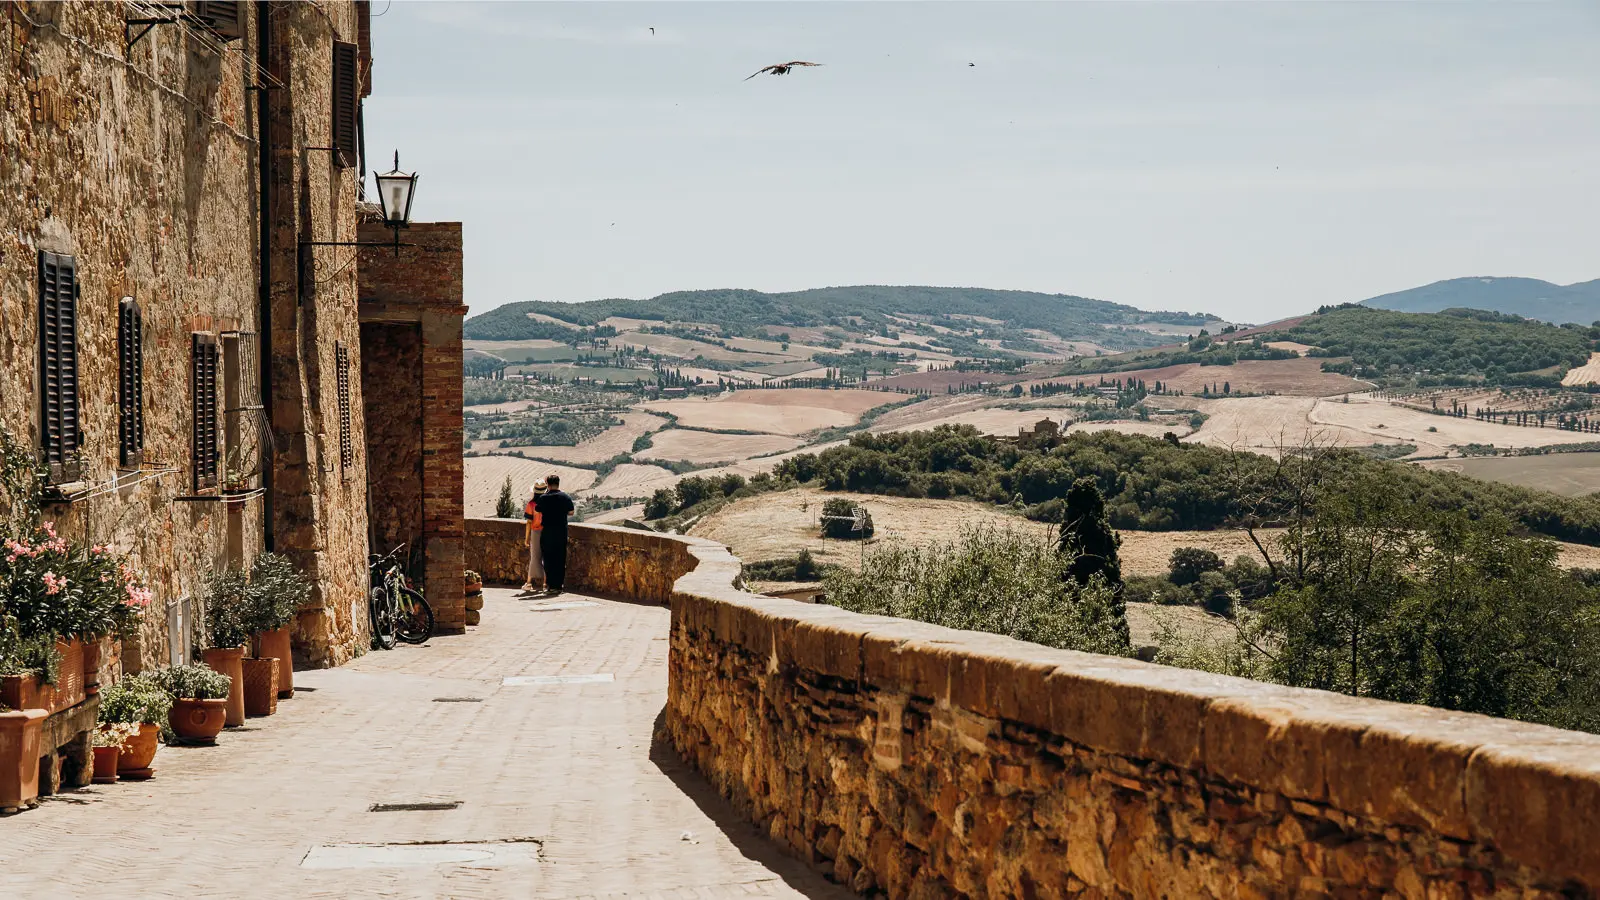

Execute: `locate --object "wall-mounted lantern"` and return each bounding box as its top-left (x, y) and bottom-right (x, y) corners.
top-left (298, 149), bottom-right (418, 302)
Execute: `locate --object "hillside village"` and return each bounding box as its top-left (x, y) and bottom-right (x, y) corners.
top-left (5, 2), bottom-right (1600, 898)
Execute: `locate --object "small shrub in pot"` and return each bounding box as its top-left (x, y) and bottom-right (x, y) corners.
top-left (150, 664), bottom-right (231, 744)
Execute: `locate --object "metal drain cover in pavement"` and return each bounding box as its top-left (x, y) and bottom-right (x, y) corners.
top-left (369, 801), bottom-right (462, 812)
top-left (301, 839), bottom-right (541, 869)
top-left (502, 673), bottom-right (614, 686)
top-left (432, 697), bottom-right (483, 703)
top-left (526, 600), bottom-right (598, 611)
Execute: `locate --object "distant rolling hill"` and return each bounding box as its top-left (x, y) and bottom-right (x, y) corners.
top-left (1361, 276), bottom-right (1600, 325)
top-left (465, 286), bottom-right (1216, 351)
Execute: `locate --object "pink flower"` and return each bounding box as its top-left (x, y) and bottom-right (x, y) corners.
top-left (125, 586), bottom-right (153, 608)
top-left (91, 544), bottom-right (110, 556)
top-left (39, 522), bottom-right (56, 539)
top-left (42, 572), bottom-right (66, 595)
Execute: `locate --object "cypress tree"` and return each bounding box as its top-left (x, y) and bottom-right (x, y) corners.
top-left (1058, 476), bottom-right (1128, 647)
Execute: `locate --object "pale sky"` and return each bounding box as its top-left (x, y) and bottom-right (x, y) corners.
top-left (364, 1), bottom-right (1600, 324)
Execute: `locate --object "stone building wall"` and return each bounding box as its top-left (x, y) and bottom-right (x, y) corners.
top-left (0, 1), bottom-right (264, 669)
top-left (263, 0), bottom-right (371, 665)
top-left (0, 1), bottom-right (374, 668)
top-left (464, 519), bottom-right (1600, 897)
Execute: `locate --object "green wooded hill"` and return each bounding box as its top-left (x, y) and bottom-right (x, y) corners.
top-left (463, 286), bottom-right (1213, 350)
top-left (1281, 306), bottom-right (1594, 380)
top-left (1361, 276), bottom-right (1600, 325)
top-left (1055, 305), bottom-right (1597, 385)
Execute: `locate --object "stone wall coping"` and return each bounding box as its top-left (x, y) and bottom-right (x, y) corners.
top-left (466, 517), bottom-right (1600, 885)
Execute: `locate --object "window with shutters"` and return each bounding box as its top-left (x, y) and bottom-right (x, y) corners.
top-left (38, 251), bottom-right (81, 483)
top-left (193, 2), bottom-right (244, 41)
top-left (336, 342), bottom-right (353, 470)
top-left (191, 334), bottom-right (220, 491)
top-left (332, 41), bottom-right (359, 169)
top-left (118, 298), bottom-right (144, 469)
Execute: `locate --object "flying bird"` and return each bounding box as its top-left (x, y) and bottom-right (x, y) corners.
top-left (649, 27), bottom-right (654, 35)
top-left (744, 61), bottom-right (823, 81)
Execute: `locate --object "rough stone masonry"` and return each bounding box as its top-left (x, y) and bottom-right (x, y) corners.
top-left (466, 521), bottom-right (1600, 899)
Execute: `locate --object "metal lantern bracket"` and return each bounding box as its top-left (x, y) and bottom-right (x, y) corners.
top-left (297, 236), bottom-right (414, 305)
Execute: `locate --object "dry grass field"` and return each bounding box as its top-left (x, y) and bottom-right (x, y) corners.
top-left (1310, 397), bottom-right (1587, 456)
top-left (689, 487), bottom-right (1051, 568)
top-left (1114, 357), bottom-right (1367, 397)
top-left (464, 456), bottom-right (597, 518)
top-left (881, 406), bottom-right (1076, 437)
top-left (641, 389), bottom-right (891, 435)
top-left (1418, 453), bottom-right (1600, 497)
top-left (502, 412), bottom-right (667, 464)
top-left (588, 463), bottom-right (682, 499)
top-left (1563, 352), bottom-right (1600, 386)
top-left (584, 502), bottom-right (645, 525)
top-left (1185, 396), bottom-right (1366, 454)
top-left (636, 429), bottom-right (804, 465)
top-left (464, 398), bottom-right (550, 415)
top-left (1066, 420), bottom-right (1192, 439)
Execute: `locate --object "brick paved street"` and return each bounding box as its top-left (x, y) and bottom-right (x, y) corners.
top-left (1, 589), bottom-right (849, 899)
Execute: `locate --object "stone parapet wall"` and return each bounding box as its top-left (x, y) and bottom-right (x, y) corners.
top-left (467, 516), bottom-right (1600, 895)
top-left (465, 519), bottom-right (708, 603)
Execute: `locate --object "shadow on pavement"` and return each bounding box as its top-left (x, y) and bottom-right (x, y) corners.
top-left (648, 707), bottom-right (855, 900)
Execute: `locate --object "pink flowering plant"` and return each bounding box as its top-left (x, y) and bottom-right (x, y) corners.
top-left (0, 522), bottom-right (149, 643)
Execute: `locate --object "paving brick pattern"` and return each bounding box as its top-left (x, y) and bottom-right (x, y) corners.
top-left (0, 589), bottom-right (848, 899)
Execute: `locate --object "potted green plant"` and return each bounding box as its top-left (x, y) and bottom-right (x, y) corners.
top-left (243, 553), bottom-right (307, 703)
top-left (0, 525), bottom-right (151, 714)
top-left (200, 569), bottom-right (250, 727)
top-left (149, 664), bottom-right (231, 744)
top-left (90, 722), bottom-right (138, 784)
top-left (97, 673), bottom-right (171, 779)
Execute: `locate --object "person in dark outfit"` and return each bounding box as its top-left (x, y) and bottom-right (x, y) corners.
top-left (532, 474), bottom-right (576, 593)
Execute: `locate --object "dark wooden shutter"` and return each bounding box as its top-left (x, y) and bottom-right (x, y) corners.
top-left (194, 2), bottom-right (244, 41)
top-left (336, 342), bottom-right (353, 469)
top-left (119, 298), bottom-right (144, 469)
top-left (39, 251), bottom-right (81, 482)
top-left (332, 41), bottom-right (359, 168)
top-left (192, 334), bottom-right (220, 491)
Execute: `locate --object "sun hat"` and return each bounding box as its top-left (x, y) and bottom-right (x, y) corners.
top-left (531, 479), bottom-right (547, 494)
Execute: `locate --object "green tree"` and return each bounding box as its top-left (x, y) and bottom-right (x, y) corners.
top-left (1168, 547), bottom-right (1224, 586)
top-left (643, 488), bottom-right (676, 520)
top-left (1059, 477), bottom-right (1122, 589)
top-left (495, 475), bottom-right (516, 519)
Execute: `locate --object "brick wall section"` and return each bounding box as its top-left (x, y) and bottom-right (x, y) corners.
top-left (464, 518), bottom-right (1600, 897)
top-left (360, 323), bottom-right (423, 561)
top-left (359, 222), bottom-right (465, 632)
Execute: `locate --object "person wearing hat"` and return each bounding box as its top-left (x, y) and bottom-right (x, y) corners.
top-left (522, 479), bottom-right (547, 592)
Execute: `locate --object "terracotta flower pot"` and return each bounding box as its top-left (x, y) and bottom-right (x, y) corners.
top-left (2, 642), bottom-right (87, 716)
top-left (168, 698), bottom-right (228, 744)
top-left (0, 709), bottom-right (47, 811)
top-left (241, 657), bottom-right (279, 717)
top-left (464, 579), bottom-right (483, 595)
top-left (254, 625), bottom-right (294, 698)
top-left (202, 646), bottom-right (247, 727)
top-left (92, 746), bottom-right (120, 784)
top-left (117, 722), bottom-right (160, 776)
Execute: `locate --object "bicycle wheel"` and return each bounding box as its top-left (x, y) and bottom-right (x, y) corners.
top-left (395, 587), bottom-right (434, 645)
top-left (369, 586), bottom-right (397, 650)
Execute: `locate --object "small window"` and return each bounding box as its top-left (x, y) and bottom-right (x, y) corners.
top-left (192, 333), bottom-right (220, 491)
top-left (332, 41), bottom-right (359, 169)
top-left (336, 341), bottom-right (352, 469)
top-left (38, 251), bottom-right (81, 483)
top-left (118, 298), bottom-right (144, 469)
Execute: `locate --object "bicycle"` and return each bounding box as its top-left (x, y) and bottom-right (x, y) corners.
top-left (368, 543), bottom-right (434, 649)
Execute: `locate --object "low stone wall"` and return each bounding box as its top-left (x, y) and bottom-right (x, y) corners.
top-left (465, 519), bottom-right (707, 603)
top-left (470, 517), bottom-right (1600, 896)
